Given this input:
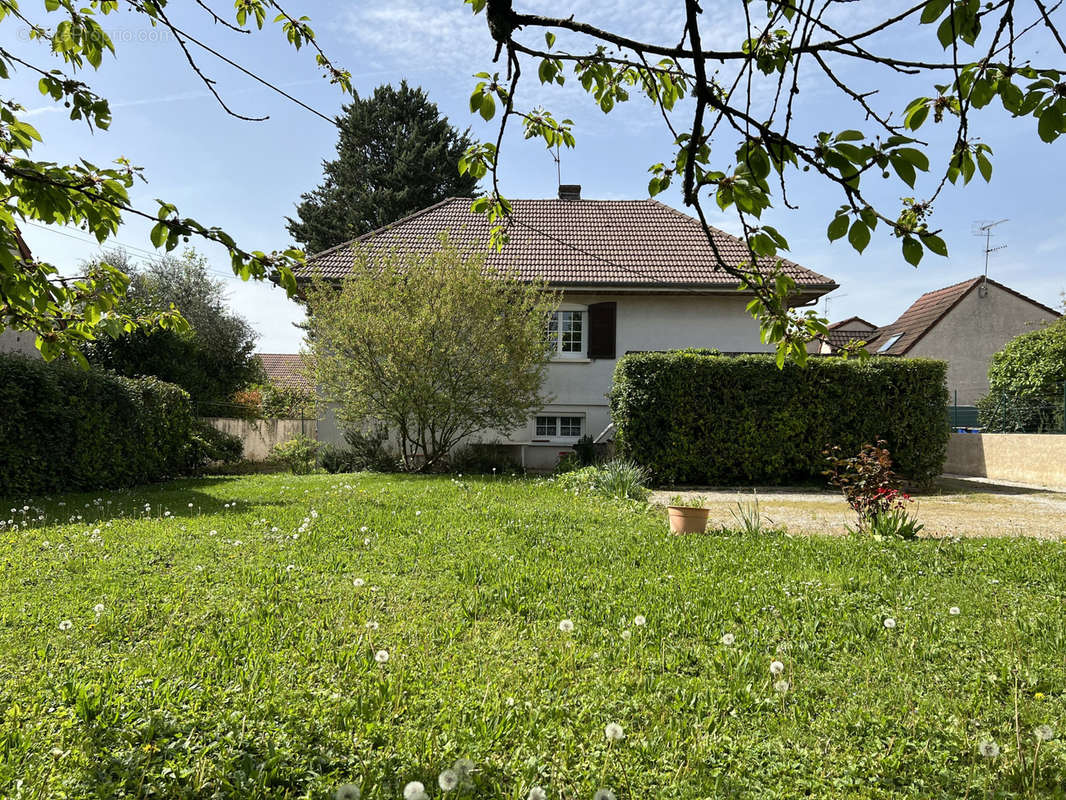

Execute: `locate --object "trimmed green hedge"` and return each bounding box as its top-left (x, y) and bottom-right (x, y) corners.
top-left (609, 353), bottom-right (948, 485)
top-left (0, 353), bottom-right (194, 497)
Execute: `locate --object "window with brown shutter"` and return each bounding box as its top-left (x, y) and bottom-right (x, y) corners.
top-left (587, 302), bottom-right (616, 359)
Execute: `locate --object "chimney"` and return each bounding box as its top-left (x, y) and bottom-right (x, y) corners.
top-left (558, 184), bottom-right (582, 201)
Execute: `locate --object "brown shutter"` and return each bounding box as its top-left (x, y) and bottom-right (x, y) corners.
top-left (587, 302), bottom-right (616, 359)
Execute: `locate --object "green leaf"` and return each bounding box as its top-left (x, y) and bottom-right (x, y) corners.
top-left (920, 0), bottom-right (951, 24)
top-left (826, 213), bottom-right (850, 242)
top-left (834, 129), bottom-right (865, 142)
top-left (545, 31), bottom-right (556, 48)
top-left (1038, 101), bottom-right (1063, 143)
top-left (479, 93), bottom-right (496, 121)
top-left (902, 236), bottom-right (923, 266)
top-left (976, 150), bottom-right (993, 182)
top-left (921, 233), bottom-right (949, 257)
top-left (848, 220), bottom-right (871, 254)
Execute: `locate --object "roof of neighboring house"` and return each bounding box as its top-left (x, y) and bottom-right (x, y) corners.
top-left (257, 353), bottom-right (311, 390)
top-left (828, 315), bottom-right (877, 331)
top-left (295, 197), bottom-right (837, 293)
top-left (824, 328), bottom-right (874, 350)
top-left (866, 276), bottom-right (1062, 356)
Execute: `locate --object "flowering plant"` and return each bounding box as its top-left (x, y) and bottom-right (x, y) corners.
top-left (824, 441), bottom-right (922, 538)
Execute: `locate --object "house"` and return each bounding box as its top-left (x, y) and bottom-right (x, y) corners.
top-left (810, 315), bottom-right (879, 355)
top-left (865, 276), bottom-right (1061, 406)
top-left (257, 353), bottom-right (312, 391)
top-left (0, 229), bottom-right (42, 359)
top-left (294, 186), bottom-right (837, 469)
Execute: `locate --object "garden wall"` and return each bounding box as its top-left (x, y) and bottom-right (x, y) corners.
top-left (944, 433), bottom-right (1066, 490)
top-left (610, 352), bottom-right (949, 485)
top-left (203, 417), bottom-right (316, 461)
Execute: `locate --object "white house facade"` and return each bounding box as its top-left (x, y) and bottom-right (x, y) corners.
top-left (297, 187), bottom-right (837, 469)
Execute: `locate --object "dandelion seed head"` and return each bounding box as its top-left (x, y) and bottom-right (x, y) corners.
top-left (769, 660), bottom-right (785, 676)
top-left (374, 649), bottom-right (389, 664)
top-left (558, 619), bottom-right (574, 633)
top-left (949, 606), bottom-right (961, 615)
top-left (438, 769), bottom-right (460, 791)
top-left (633, 615), bottom-right (646, 627)
top-left (403, 781), bottom-right (427, 800)
top-left (58, 619), bottom-right (72, 631)
top-left (92, 603), bottom-right (105, 614)
top-left (604, 722), bottom-right (624, 741)
top-left (366, 620), bottom-right (379, 630)
top-left (334, 784), bottom-right (361, 800)
top-left (353, 578), bottom-right (365, 587)
top-left (978, 741), bottom-right (1000, 758)
top-left (621, 629), bottom-right (632, 640)
top-left (883, 617), bottom-right (896, 629)
top-left (593, 789), bottom-right (616, 800)
top-left (453, 757), bottom-right (475, 777)
top-left (527, 788), bottom-right (547, 800)
top-left (721, 633), bottom-right (735, 646)
top-left (1035, 724), bottom-right (1055, 741)
top-left (774, 679), bottom-right (790, 694)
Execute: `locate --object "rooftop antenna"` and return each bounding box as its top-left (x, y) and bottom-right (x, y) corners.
top-left (824, 292), bottom-right (847, 320)
top-left (975, 218), bottom-right (1008, 282)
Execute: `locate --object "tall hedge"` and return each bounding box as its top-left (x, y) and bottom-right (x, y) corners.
top-left (0, 353), bottom-right (194, 497)
top-left (609, 353), bottom-right (948, 485)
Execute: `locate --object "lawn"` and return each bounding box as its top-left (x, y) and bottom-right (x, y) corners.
top-left (1, 473), bottom-right (1065, 799)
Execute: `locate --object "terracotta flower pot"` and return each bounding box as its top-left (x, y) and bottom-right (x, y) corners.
top-left (667, 505), bottom-right (710, 534)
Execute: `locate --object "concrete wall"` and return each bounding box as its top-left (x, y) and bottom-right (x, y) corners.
top-left (944, 432), bottom-right (1066, 489)
top-left (0, 329), bottom-right (40, 358)
top-left (204, 417), bottom-right (316, 462)
top-left (909, 282), bottom-right (1059, 406)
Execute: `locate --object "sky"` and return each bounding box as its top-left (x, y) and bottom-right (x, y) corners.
top-left (8, 1), bottom-right (1066, 353)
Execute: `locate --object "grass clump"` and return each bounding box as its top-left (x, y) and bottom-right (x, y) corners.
top-left (555, 458), bottom-right (650, 501)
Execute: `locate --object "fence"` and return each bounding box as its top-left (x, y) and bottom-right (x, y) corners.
top-left (949, 384), bottom-right (1066, 433)
top-left (203, 417), bottom-right (316, 462)
top-left (944, 433), bottom-right (1066, 489)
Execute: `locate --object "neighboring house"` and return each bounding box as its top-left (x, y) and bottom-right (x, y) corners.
top-left (810, 315), bottom-right (878, 355)
top-left (0, 229), bottom-right (42, 359)
top-left (295, 186), bottom-right (837, 469)
top-left (257, 352), bottom-right (312, 391)
top-left (865, 276), bottom-right (1061, 406)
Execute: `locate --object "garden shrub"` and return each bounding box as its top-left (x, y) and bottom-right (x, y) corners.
top-left (0, 352), bottom-right (193, 496)
top-left (609, 353), bottom-right (948, 485)
top-left (187, 421), bottom-right (244, 469)
top-left (342, 427), bottom-right (399, 472)
top-left (556, 459), bottom-right (650, 501)
top-left (270, 434), bottom-right (320, 474)
top-left (447, 442), bottom-right (521, 474)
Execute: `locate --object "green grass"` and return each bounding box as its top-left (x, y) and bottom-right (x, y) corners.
top-left (1, 473), bottom-right (1065, 799)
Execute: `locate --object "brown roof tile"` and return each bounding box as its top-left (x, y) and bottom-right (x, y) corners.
top-left (295, 197), bottom-right (837, 292)
top-left (257, 353), bottom-right (311, 390)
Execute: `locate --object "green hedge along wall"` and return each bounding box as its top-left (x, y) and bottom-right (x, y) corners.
top-left (0, 353), bottom-right (194, 497)
top-left (609, 353), bottom-right (949, 485)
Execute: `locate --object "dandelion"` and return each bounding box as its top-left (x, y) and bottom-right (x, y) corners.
top-left (453, 758), bottom-right (475, 778)
top-left (527, 788), bottom-right (547, 800)
top-left (366, 620), bottom-right (379, 630)
top-left (438, 769), bottom-right (460, 791)
top-left (363, 537), bottom-right (371, 546)
top-left (209, 530), bottom-right (218, 536)
top-left (770, 660), bottom-right (785, 676)
top-left (415, 510), bottom-right (422, 516)
top-left (621, 629), bottom-right (632, 640)
top-left (721, 633), bottom-right (735, 646)
top-left (883, 617), bottom-right (896, 629)
top-left (188, 503), bottom-right (193, 508)
top-left (403, 782), bottom-right (427, 800)
top-left (949, 606), bottom-right (961, 615)
top-left (58, 620), bottom-right (73, 631)
top-left (593, 790), bottom-right (616, 800)
top-left (375, 650), bottom-right (389, 664)
top-left (978, 741), bottom-right (1000, 758)
top-left (286, 564), bottom-right (296, 572)
top-left (633, 615), bottom-right (646, 627)
top-left (558, 619), bottom-right (574, 633)
top-left (334, 784), bottom-right (361, 800)
top-left (1035, 724), bottom-right (1055, 741)
top-left (774, 679), bottom-right (790, 694)
top-left (360, 526), bottom-right (368, 532)
top-left (93, 603), bottom-right (105, 615)
top-left (604, 722), bottom-right (624, 741)
top-left (353, 578), bottom-right (366, 587)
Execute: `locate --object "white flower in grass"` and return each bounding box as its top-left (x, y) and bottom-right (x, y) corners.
top-left (1035, 724), bottom-right (1055, 741)
top-left (286, 564), bottom-right (296, 572)
top-left (621, 629), bottom-right (632, 641)
top-left (604, 722), bottom-right (624, 741)
top-left (209, 530), bottom-right (218, 536)
top-left (774, 679), bottom-right (790, 694)
top-left (363, 538), bottom-right (371, 546)
top-left (558, 619), bottom-right (574, 633)
top-left (949, 606), bottom-right (961, 616)
top-left (403, 781), bottom-right (427, 800)
top-left (353, 578), bottom-right (365, 588)
top-left (978, 741), bottom-right (1000, 758)
top-left (58, 619), bottom-right (73, 631)
top-left (334, 784), bottom-right (361, 800)
top-left (360, 526), bottom-right (368, 533)
top-left (374, 650), bottom-right (389, 664)
top-left (188, 503), bottom-right (193, 508)
top-left (366, 620), bottom-right (379, 630)
top-left (883, 617), bottom-right (896, 629)
top-left (92, 603), bottom-right (105, 615)
top-left (721, 633), bottom-right (735, 646)
top-left (453, 758), bottom-right (475, 778)
top-left (593, 789), bottom-right (616, 800)
top-left (527, 788), bottom-right (547, 800)
top-left (770, 660), bottom-right (785, 676)
top-left (633, 615), bottom-right (646, 627)
top-left (438, 769), bottom-right (460, 791)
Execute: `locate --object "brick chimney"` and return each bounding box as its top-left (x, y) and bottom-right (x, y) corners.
top-left (558, 184), bottom-right (582, 201)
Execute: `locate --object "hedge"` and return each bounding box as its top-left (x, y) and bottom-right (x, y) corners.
top-left (0, 353), bottom-right (194, 497)
top-left (609, 353), bottom-right (949, 485)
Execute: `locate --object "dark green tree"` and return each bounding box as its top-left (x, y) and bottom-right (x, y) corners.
top-left (287, 82), bottom-right (479, 254)
top-left (81, 249), bottom-right (263, 409)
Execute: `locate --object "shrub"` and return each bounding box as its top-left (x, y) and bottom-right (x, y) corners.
top-left (270, 435), bottom-right (320, 475)
top-left (342, 427), bottom-right (398, 472)
top-left (556, 459), bottom-right (650, 501)
top-left (825, 440), bottom-right (923, 539)
top-left (187, 421), bottom-right (244, 469)
top-left (447, 442), bottom-right (520, 474)
top-left (609, 353), bottom-right (948, 485)
top-left (0, 353), bottom-right (193, 496)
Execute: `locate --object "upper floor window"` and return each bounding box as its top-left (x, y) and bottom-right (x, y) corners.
top-left (548, 306), bottom-right (587, 358)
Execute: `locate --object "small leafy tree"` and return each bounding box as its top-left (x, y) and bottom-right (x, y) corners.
top-left (304, 237), bottom-right (557, 470)
top-left (287, 82), bottom-right (480, 254)
top-left (978, 317), bottom-right (1066, 431)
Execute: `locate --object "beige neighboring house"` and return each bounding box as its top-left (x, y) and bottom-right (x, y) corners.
top-left (865, 276), bottom-right (1061, 406)
top-left (292, 186), bottom-right (837, 469)
top-left (810, 315), bottom-right (878, 355)
top-left (0, 229), bottom-right (42, 359)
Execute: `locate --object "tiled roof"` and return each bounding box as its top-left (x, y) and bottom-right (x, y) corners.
top-left (824, 328), bottom-right (873, 350)
top-left (866, 277), bottom-right (1062, 356)
top-left (828, 315), bottom-right (877, 331)
top-left (257, 353), bottom-right (311, 390)
top-left (296, 198), bottom-right (837, 292)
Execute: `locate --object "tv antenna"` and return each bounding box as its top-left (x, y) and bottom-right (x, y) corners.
top-left (974, 218), bottom-right (1008, 280)
top-left (824, 292), bottom-right (847, 319)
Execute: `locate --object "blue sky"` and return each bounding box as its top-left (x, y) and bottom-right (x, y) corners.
top-left (9, 1), bottom-right (1065, 352)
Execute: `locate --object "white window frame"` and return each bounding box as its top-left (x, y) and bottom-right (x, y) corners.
top-left (533, 414), bottom-right (585, 442)
top-left (548, 303), bottom-right (588, 360)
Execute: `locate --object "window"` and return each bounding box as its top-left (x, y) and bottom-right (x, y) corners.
top-left (877, 333), bottom-right (903, 353)
top-left (534, 415), bottom-right (583, 440)
top-left (548, 309), bottom-right (587, 358)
